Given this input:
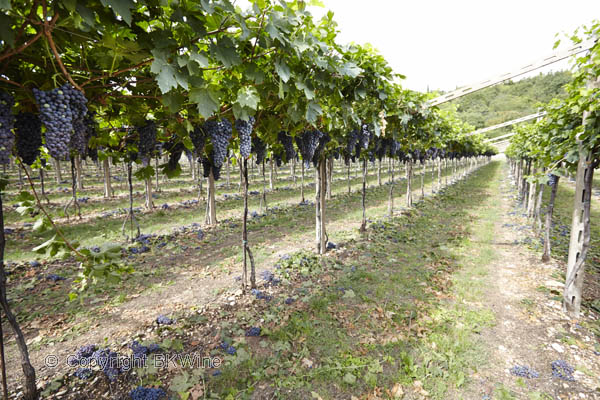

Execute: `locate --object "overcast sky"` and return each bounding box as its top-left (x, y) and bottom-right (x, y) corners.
top-left (308, 1), bottom-right (600, 92)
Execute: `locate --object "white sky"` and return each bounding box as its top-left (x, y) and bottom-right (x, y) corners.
top-left (309, 0), bottom-right (600, 92)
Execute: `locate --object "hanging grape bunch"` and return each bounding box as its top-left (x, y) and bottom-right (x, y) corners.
top-left (204, 118), bottom-right (232, 168)
top-left (252, 136), bottom-right (266, 164)
top-left (33, 84), bottom-right (86, 160)
top-left (295, 130), bottom-right (323, 168)
top-left (346, 129), bottom-right (360, 157)
top-left (312, 132), bottom-right (330, 167)
top-left (190, 124), bottom-right (207, 157)
top-left (138, 121), bottom-right (157, 161)
top-left (0, 92), bottom-right (15, 165)
top-left (165, 136), bottom-right (185, 172)
top-left (200, 154), bottom-right (222, 180)
top-left (235, 117), bottom-right (255, 159)
top-left (547, 174), bottom-right (559, 187)
top-left (70, 119), bottom-right (87, 155)
top-left (83, 113), bottom-right (98, 161)
top-left (355, 124), bottom-right (371, 157)
top-left (15, 112), bottom-right (42, 165)
top-left (375, 138), bottom-right (388, 160)
top-left (278, 131), bottom-right (296, 162)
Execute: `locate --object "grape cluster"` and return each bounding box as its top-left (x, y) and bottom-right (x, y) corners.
top-left (14, 112), bottom-right (42, 165)
top-left (73, 368), bottom-right (93, 380)
top-left (204, 118), bottom-right (232, 168)
top-left (201, 154), bottom-right (222, 180)
top-left (312, 132), bottom-right (330, 166)
top-left (295, 130), bottom-right (323, 167)
top-left (68, 344), bottom-right (97, 366)
top-left (358, 124), bottom-right (371, 149)
top-left (129, 387), bottom-right (167, 400)
top-left (374, 138), bottom-right (388, 160)
top-left (509, 365), bottom-right (539, 379)
top-left (0, 92), bottom-right (15, 165)
top-left (235, 117), bottom-right (255, 159)
top-left (190, 124), bottom-right (207, 156)
top-left (130, 340), bottom-right (160, 362)
top-left (91, 348), bottom-right (121, 381)
top-left (165, 136), bottom-right (184, 171)
top-left (245, 327), bottom-right (261, 337)
top-left (547, 174), bottom-right (559, 186)
top-left (252, 136), bottom-right (267, 164)
top-left (33, 84), bottom-right (87, 159)
top-left (278, 131), bottom-right (296, 162)
top-left (156, 315), bottom-right (174, 325)
top-left (138, 121), bottom-right (157, 161)
top-left (83, 113), bottom-right (98, 161)
top-left (70, 119), bottom-right (87, 155)
top-left (551, 360), bottom-right (575, 381)
top-left (346, 129), bottom-right (360, 157)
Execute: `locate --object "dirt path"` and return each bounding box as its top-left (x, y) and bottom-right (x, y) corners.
top-left (461, 161), bottom-right (600, 399)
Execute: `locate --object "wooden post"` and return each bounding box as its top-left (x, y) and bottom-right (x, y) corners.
top-left (406, 160), bottom-right (413, 207)
top-left (143, 158), bottom-right (154, 210)
top-left (103, 158), bottom-right (112, 198)
top-left (75, 155), bottom-right (83, 190)
top-left (206, 169), bottom-right (217, 225)
top-left (563, 75), bottom-right (600, 318)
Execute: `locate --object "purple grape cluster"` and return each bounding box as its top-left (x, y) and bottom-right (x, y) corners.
top-left (245, 327), bottom-right (261, 337)
top-left (278, 131), bottom-right (296, 162)
top-left (156, 315), bottom-right (174, 325)
top-left (92, 348), bottom-right (121, 381)
top-left (130, 340), bottom-right (160, 361)
top-left (252, 136), bottom-right (267, 164)
top-left (346, 129), bottom-right (360, 158)
top-left (547, 174), bottom-right (559, 187)
top-left (190, 124), bottom-right (207, 156)
top-left (68, 344), bottom-right (97, 366)
top-left (165, 136), bottom-right (185, 171)
top-left (33, 84), bottom-right (87, 159)
top-left (509, 365), bottom-right (539, 379)
top-left (551, 360), bottom-right (575, 381)
top-left (83, 112), bottom-right (98, 161)
top-left (312, 132), bottom-right (331, 166)
top-left (0, 92), bottom-right (15, 164)
top-left (201, 154), bottom-right (222, 180)
top-left (138, 121), bottom-right (157, 161)
top-left (14, 112), bottom-right (42, 165)
top-left (251, 288), bottom-right (272, 301)
top-left (204, 118), bottom-right (232, 168)
top-left (70, 118), bottom-right (87, 155)
top-left (129, 386), bottom-right (167, 400)
top-left (73, 367), bottom-right (93, 380)
top-left (295, 130), bottom-right (324, 167)
top-left (235, 117), bottom-right (255, 158)
top-left (219, 342), bottom-right (237, 355)
top-left (358, 124), bottom-right (371, 151)
top-left (46, 274), bottom-right (66, 282)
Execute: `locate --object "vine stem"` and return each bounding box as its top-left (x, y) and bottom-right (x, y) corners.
top-left (43, 15), bottom-right (84, 92)
top-left (19, 158), bottom-right (84, 258)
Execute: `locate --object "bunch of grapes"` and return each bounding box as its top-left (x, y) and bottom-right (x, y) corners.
top-left (164, 136), bottom-right (185, 171)
top-left (252, 136), bottom-right (267, 164)
top-left (346, 129), bottom-right (360, 157)
top-left (295, 130), bottom-right (323, 167)
top-left (547, 174), bottom-right (559, 186)
top-left (509, 365), bottom-right (539, 379)
top-left (33, 84), bottom-right (87, 159)
top-left (273, 153), bottom-right (283, 167)
top-left (83, 113), bottom-right (98, 161)
top-left (551, 360), bottom-right (575, 381)
top-left (91, 348), bottom-right (121, 381)
top-left (70, 119), bottom-right (87, 155)
top-left (129, 387), bottom-right (167, 400)
top-left (68, 344), bottom-right (97, 366)
top-left (359, 124), bottom-right (371, 149)
top-left (73, 368), bottom-right (93, 380)
top-left (0, 92), bottom-right (15, 165)
top-left (204, 118), bottom-right (232, 168)
top-left (190, 124), bottom-right (207, 156)
top-left (201, 154), bottom-right (222, 180)
top-left (14, 112), bottom-right (42, 165)
top-left (138, 121), bottom-right (157, 161)
top-left (235, 117), bottom-right (255, 159)
top-left (312, 132), bottom-right (330, 166)
top-left (374, 138), bottom-right (389, 160)
top-left (278, 131), bottom-right (296, 162)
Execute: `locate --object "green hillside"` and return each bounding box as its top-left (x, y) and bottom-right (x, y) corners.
top-left (440, 70), bottom-right (571, 138)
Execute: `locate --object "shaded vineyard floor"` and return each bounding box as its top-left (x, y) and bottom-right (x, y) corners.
top-left (3, 160), bottom-right (471, 393)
